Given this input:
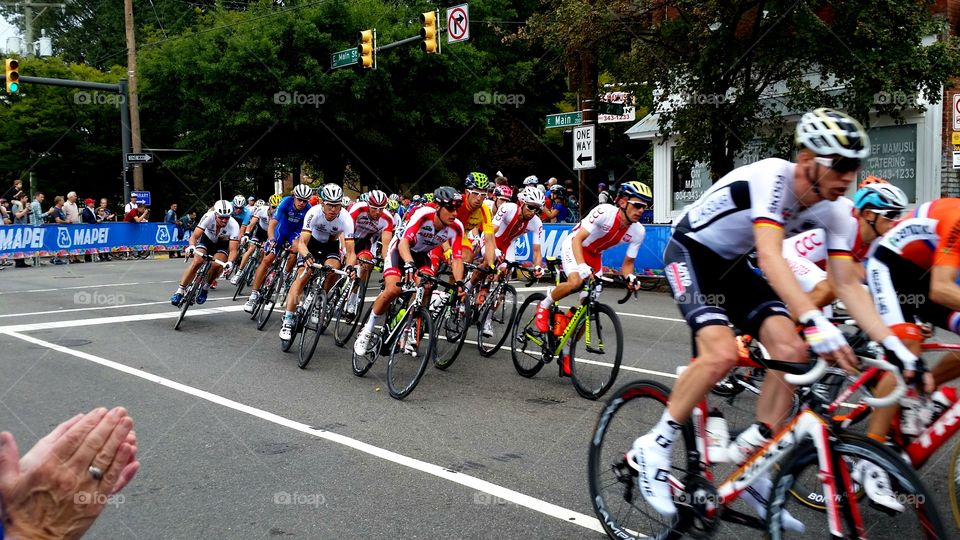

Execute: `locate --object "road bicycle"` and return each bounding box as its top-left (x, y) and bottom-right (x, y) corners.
top-left (430, 262), bottom-right (480, 370)
top-left (297, 263), bottom-right (349, 368)
top-left (588, 351), bottom-right (946, 539)
top-left (351, 271), bottom-right (438, 399)
top-left (333, 256), bottom-right (382, 347)
top-left (250, 243), bottom-right (294, 331)
top-left (231, 239), bottom-right (263, 301)
top-left (510, 259), bottom-right (628, 400)
top-left (474, 260), bottom-right (528, 357)
top-left (173, 252), bottom-right (226, 330)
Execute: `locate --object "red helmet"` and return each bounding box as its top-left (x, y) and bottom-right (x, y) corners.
top-left (494, 185), bottom-right (513, 199)
top-left (367, 190), bottom-right (388, 208)
top-left (858, 175), bottom-right (888, 189)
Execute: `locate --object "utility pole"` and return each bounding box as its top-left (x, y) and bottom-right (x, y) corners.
top-left (123, 0), bottom-right (144, 190)
top-left (0, 2), bottom-right (66, 55)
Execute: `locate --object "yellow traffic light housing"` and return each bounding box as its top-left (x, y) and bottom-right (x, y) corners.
top-left (358, 29), bottom-right (376, 69)
top-left (420, 11), bottom-right (440, 54)
top-left (5, 59), bottom-right (20, 94)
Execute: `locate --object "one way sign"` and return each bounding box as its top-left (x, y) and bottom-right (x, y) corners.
top-left (572, 124), bottom-right (596, 170)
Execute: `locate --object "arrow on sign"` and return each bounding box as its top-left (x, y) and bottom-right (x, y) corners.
top-left (576, 154), bottom-right (593, 166)
top-left (455, 13), bottom-right (465, 25)
top-left (126, 153), bottom-right (153, 163)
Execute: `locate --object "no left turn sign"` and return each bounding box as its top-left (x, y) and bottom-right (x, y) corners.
top-left (447, 4), bottom-right (469, 43)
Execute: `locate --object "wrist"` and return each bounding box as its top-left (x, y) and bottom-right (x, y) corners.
top-left (797, 310), bottom-right (821, 325)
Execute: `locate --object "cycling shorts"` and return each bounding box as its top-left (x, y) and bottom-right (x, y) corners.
top-left (251, 226), bottom-right (269, 243)
top-left (197, 234), bottom-right (229, 256)
top-left (384, 247), bottom-right (435, 279)
top-left (298, 236), bottom-right (341, 266)
top-left (560, 234), bottom-right (602, 279)
top-left (271, 229), bottom-right (301, 256)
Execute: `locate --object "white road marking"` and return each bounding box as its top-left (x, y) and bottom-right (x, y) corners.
top-left (0, 296), bottom-right (232, 319)
top-left (0, 305), bottom-right (248, 333)
top-left (0, 280), bottom-right (177, 295)
top-left (2, 330), bottom-right (606, 535)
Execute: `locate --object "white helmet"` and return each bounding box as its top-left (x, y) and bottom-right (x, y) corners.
top-left (795, 108), bottom-right (870, 159)
top-left (254, 199), bottom-right (266, 208)
top-left (341, 195), bottom-right (352, 206)
top-left (523, 175), bottom-right (539, 186)
top-left (389, 193), bottom-right (400, 201)
top-left (292, 184), bottom-right (313, 200)
top-left (517, 186), bottom-right (545, 207)
top-left (232, 195), bottom-right (246, 208)
top-left (319, 183), bottom-right (343, 203)
top-left (213, 200), bottom-right (233, 217)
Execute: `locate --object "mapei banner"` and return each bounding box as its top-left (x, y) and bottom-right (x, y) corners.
top-left (508, 223), bottom-right (671, 273)
top-left (0, 223), bottom-right (187, 257)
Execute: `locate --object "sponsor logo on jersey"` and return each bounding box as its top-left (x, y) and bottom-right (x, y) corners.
top-left (688, 187), bottom-right (735, 229)
top-left (884, 219), bottom-right (937, 251)
top-left (768, 176), bottom-right (785, 214)
top-left (792, 230), bottom-right (824, 257)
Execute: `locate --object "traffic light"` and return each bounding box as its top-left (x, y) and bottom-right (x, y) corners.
top-left (420, 10), bottom-right (440, 54)
top-left (5, 59), bottom-right (19, 94)
top-left (358, 29), bottom-right (376, 70)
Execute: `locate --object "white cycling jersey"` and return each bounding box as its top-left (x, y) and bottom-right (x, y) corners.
top-left (252, 205), bottom-right (271, 231)
top-left (302, 206), bottom-right (354, 242)
top-left (397, 206), bottom-right (464, 253)
top-left (573, 204), bottom-right (646, 257)
top-left (197, 211), bottom-right (241, 242)
top-left (674, 158), bottom-right (856, 260)
top-left (492, 202), bottom-right (544, 253)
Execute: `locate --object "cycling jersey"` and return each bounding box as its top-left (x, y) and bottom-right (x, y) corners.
top-left (197, 211), bottom-right (241, 243)
top-left (877, 198), bottom-right (960, 270)
top-left (456, 202), bottom-right (494, 247)
top-left (302, 206), bottom-right (354, 243)
top-left (674, 158), bottom-right (855, 260)
top-left (252, 205), bottom-right (271, 232)
top-left (348, 202), bottom-right (394, 240)
top-left (561, 204), bottom-right (646, 277)
top-left (272, 196), bottom-right (311, 239)
top-left (492, 202), bottom-right (544, 253)
top-left (231, 206), bottom-right (252, 227)
top-left (383, 206), bottom-right (464, 279)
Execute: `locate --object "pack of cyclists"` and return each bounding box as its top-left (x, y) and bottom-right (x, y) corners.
top-left (166, 107), bottom-right (960, 536)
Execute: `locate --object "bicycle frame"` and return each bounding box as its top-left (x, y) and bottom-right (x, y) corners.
top-left (525, 277), bottom-right (601, 357)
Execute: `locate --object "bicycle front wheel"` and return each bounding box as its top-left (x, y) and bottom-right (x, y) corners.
top-left (298, 290), bottom-right (327, 369)
top-left (511, 292), bottom-right (547, 377)
top-left (477, 284), bottom-right (518, 357)
top-left (335, 278), bottom-right (366, 347)
top-left (387, 305), bottom-right (434, 399)
top-left (569, 303), bottom-right (623, 400)
top-left (174, 286), bottom-right (194, 330)
top-left (257, 273), bottom-right (278, 330)
top-left (766, 433), bottom-right (945, 539)
top-left (351, 304), bottom-right (379, 377)
top-left (434, 295), bottom-right (470, 371)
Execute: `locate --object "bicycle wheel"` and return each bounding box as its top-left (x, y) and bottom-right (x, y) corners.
top-left (317, 278), bottom-right (343, 335)
top-left (950, 439), bottom-right (960, 530)
top-left (298, 290), bottom-right (327, 369)
top-left (477, 283), bottom-right (518, 357)
top-left (173, 284), bottom-right (195, 330)
top-left (257, 272), bottom-right (278, 330)
top-left (351, 304), bottom-right (380, 377)
top-left (434, 295), bottom-right (471, 370)
top-left (386, 305), bottom-right (434, 399)
top-left (569, 303), bottom-right (623, 400)
top-left (588, 379), bottom-right (688, 540)
top-left (282, 282), bottom-right (310, 353)
top-left (766, 433), bottom-right (945, 539)
top-left (511, 292), bottom-right (547, 377)
top-left (232, 265), bottom-right (247, 301)
top-left (335, 278), bottom-right (367, 347)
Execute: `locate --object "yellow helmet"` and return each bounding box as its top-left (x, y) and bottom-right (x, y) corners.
top-left (618, 181), bottom-right (653, 205)
top-left (268, 193), bottom-right (283, 207)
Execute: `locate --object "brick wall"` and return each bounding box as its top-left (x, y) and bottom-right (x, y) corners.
top-left (940, 1), bottom-right (960, 196)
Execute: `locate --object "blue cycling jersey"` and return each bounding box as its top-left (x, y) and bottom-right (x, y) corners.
top-left (272, 196), bottom-right (311, 240)
top-left (231, 206), bottom-right (252, 226)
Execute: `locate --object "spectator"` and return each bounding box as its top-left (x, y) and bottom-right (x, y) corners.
top-left (11, 194), bottom-right (29, 225)
top-left (49, 196), bottom-right (67, 224)
top-left (0, 198), bottom-right (9, 225)
top-left (97, 198), bottom-right (114, 222)
top-left (564, 178), bottom-right (575, 197)
top-left (1, 178), bottom-right (23, 202)
top-left (597, 182), bottom-right (612, 205)
top-left (29, 192), bottom-right (47, 225)
top-left (164, 203), bottom-right (178, 229)
top-left (546, 177), bottom-right (558, 190)
top-left (544, 186), bottom-right (568, 223)
top-left (63, 191), bottom-right (81, 224)
top-left (0, 407), bottom-right (140, 540)
top-left (81, 198), bottom-right (99, 262)
top-left (123, 193), bottom-right (138, 214)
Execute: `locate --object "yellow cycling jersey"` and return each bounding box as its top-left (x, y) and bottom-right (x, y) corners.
top-left (457, 202), bottom-right (494, 235)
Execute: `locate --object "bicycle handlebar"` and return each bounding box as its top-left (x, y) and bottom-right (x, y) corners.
top-left (784, 356), bottom-right (906, 407)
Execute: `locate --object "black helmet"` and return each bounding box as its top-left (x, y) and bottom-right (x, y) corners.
top-left (433, 186), bottom-right (463, 207)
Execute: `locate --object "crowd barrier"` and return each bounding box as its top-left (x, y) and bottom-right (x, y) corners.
top-left (508, 223), bottom-right (670, 274)
top-left (0, 223), bottom-right (187, 258)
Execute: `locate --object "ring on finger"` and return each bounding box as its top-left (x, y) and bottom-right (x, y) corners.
top-left (88, 465), bottom-right (103, 480)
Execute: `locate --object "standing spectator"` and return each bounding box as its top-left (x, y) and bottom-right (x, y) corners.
top-left (597, 182), bottom-right (612, 205)
top-left (1, 178), bottom-right (23, 201)
top-left (178, 210), bottom-right (196, 257)
top-left (124, 193), bottom-right (138, 214)
top-left (47, 197), bottom-right (68, 265)
top-left (124, 201), bottom-right (149, 223)
top-left (81, 198), bottom-right (99, 262)
top-left (97, 198), bottom-right (114, 222)
top-left (29, 192), bottom-right (47, 225)
top-left (544, 186), bottom-right (568, 223)
top-left (10, 194), bottom-right (31, 268)
top-left (566, 195), bottom-right (580, 223)
top-left (164, 203), bottom-right (179, 229)
top-left (0, 198), bottom-right (9, 224)
top-left (546, 177), bottom-right (558, 190)
top-left (63, 191), bottom-right (80, 224)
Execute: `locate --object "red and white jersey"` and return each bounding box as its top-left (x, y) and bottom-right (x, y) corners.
top-left (302, 206), bottom-right (354, 243)
top-left (492, 202), bottom-right (544, 252)
top-left (782, 200), bottom-right (868, 267)
top-left (396, 206), bottom-right (464, 257)
top-left (198, 211), bottom-right (241, 242)
top-left (573, 204), bottom-right (646, 258)
top-left (348, 202), bottom-right (394, 240)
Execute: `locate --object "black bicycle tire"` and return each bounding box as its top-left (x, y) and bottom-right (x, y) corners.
top-left (257, 272), bottom-right (279, 330)
top-left (511, 292), bottom-right (547, 377)
top-left (478, 283), bottom-right (518, 357)
top-left (351, 304), bottom-right (378, 377)
top-left (174, 286), bottom-right (192, 330)
top-left (433, 295), bottom-right (470, 371)
top-left (569, 302), bottom-right (624, 400)
top-left (387, 305), bottom-right (434, 399)
top-left (298, 290), bottom-right (327, 369)
top-left (335, 278), bottom-right (367, 347)
top-left (317, 278), bottom-right (341, 335)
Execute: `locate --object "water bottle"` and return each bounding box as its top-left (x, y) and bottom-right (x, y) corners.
top-left (928, 387), bottom-right (958, 425)
top-left (706, 409), bottom-right (730, 462)
top-left (429, 290), bottom-right (446, 312)
top-left (899, 393), bottom-right (923, 436)
top-left (726, 422), bottom-right (773, 465)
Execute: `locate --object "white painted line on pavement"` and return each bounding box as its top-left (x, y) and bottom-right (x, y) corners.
top-left (2, 330), bottom-right (606, 535)
top-left (0, 280), bottom-right (177, 295)
top-left (0, 304), bottom-right (247, 333)
top-left (0, 296), bottom-right (233, 319)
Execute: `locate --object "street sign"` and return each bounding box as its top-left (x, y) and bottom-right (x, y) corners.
top-left (573, 125), bottom-right (596, 170)
top-left (447, 4), bottom-right (470, 43)
top-left (598, 91), bottom-right (636, 124)
top-left (131, 191), bottom-right (151, 206)
top-left (545, 111), bottom-right (582, 129)
top-left (125, 153), bottom-right (153, 164)
top-left (331, 47), bottom-right (359, 69)
top-left (954, 93), bottom-right (960, 131)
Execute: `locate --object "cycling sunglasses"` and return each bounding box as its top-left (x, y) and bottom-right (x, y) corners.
top-left (438, 201), bottom-right (462, 211)
top-left (870, 208), bottom-right (903, 220)
top-left (524, 204), bottom-right (542, 212)
top-left (626, 201), bottom-right (649, 211)
top-left (814, 156), bottom-right (861, 174)
top-left (215, 215), bottom-right (231, 221)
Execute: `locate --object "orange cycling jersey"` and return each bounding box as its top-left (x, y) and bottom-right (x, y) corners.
top-left (457, 202), bottom-right (493, 247)
top-left (878, 198), bottom-right (960, 269)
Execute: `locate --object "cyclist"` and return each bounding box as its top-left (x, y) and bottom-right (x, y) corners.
top-left (170, 200), bottom-right (240, 306)
top-left (343, 189), bottom-right (395, 316)
top-left (387, 198), bottom-right (402, 231)
top-left (483, 181), bottom-right (496, 213)
top-left (279, 183), bottom-right (356, 341)
top-left (353, 186), bottom-right (467, 356)
top-left (628, 108), bottom-right (918, 524)
top-left (453, 172), bottom-right (496, 269)
top-left (231, 198), bottom-right (274, 286)
top-left (533, 181), bottom-right (650, 372)
top-left (859, 196), bottom-right (960, 510)
top-left (242, 186), bottom-right (313, 313)
top-left (782, 177), bottom-right (909, 311)
top-left (342, 195), bottom-right (353, 209)
top-left (492, 185), bottom-right (513, 213)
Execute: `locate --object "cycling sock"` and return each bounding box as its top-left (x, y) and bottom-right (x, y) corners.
top-left (176, 286), bottom-right (186, 295)
top-left (364, 312), bottom-right (384, 333)
top-left (202, 283), bottom-right (211, 291)
top-left (650, 410), bottom-right (682, 450)
top-left (741, 475), bottom-right (805, 532)
top-left (539, 288), bottom-right (555, 309)
top-left (283, 310), bottom-right (294, 320)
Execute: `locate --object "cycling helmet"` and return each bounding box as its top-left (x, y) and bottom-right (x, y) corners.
top-left (433, 186), bottom-right (463, 206)
top-left (549, 184), bottom-right (565, 193)
top-left (853, 183), bottom-right (908, 211)
top-left (319, 183), bottom-right (343, 203)
top-left (517, 186), bottom-right (545, 207)
top-left (412, 194), bottom-right (423, 204)
top-left (232, 194), bottom-right (246, 208)
top-left (494, 185), bottom-right (514, 199)
top-left (423, 193), bottom-right (434, 203)
top-left (389, 193), bottom-right (400, 201)
top-left (858, 175), bottom-right (887, 189)
top-left (387, 199), bottom-right (400, 211)
top-left (342, 195), bottom-right (352, 207)
top-left (597, 182), bottom-right (607, 191)
top-left (292, 184), bottom-right (313, 200)
top-left (464, 172), bottom-right (490, 190)
top-left (795, 108), bottom-right (869, 159)
top-left (523, 175), bottom-right (539, 186)
top-left (254, 199), bottom-right (266, 208)
top-left (367, 190), bottom-right (387, 207)
top-left (213, 200), bottom-right (233, 217)
top-left (268, 194), bottom-right (283, 207)
top-left (618, 181), bottom-right (654, 205)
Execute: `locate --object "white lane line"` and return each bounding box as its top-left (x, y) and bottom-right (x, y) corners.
top-left (0, 280), bottom-right (177, 295)
top-left (2, 330), bottom-right (605, 535)
top-left (0, 296), bottom-right (234, 319)
top-left (0, 305), bottom-right (248, 333)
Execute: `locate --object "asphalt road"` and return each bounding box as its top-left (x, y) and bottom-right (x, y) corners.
top-left (1, 257), bottom-right (957, 539)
